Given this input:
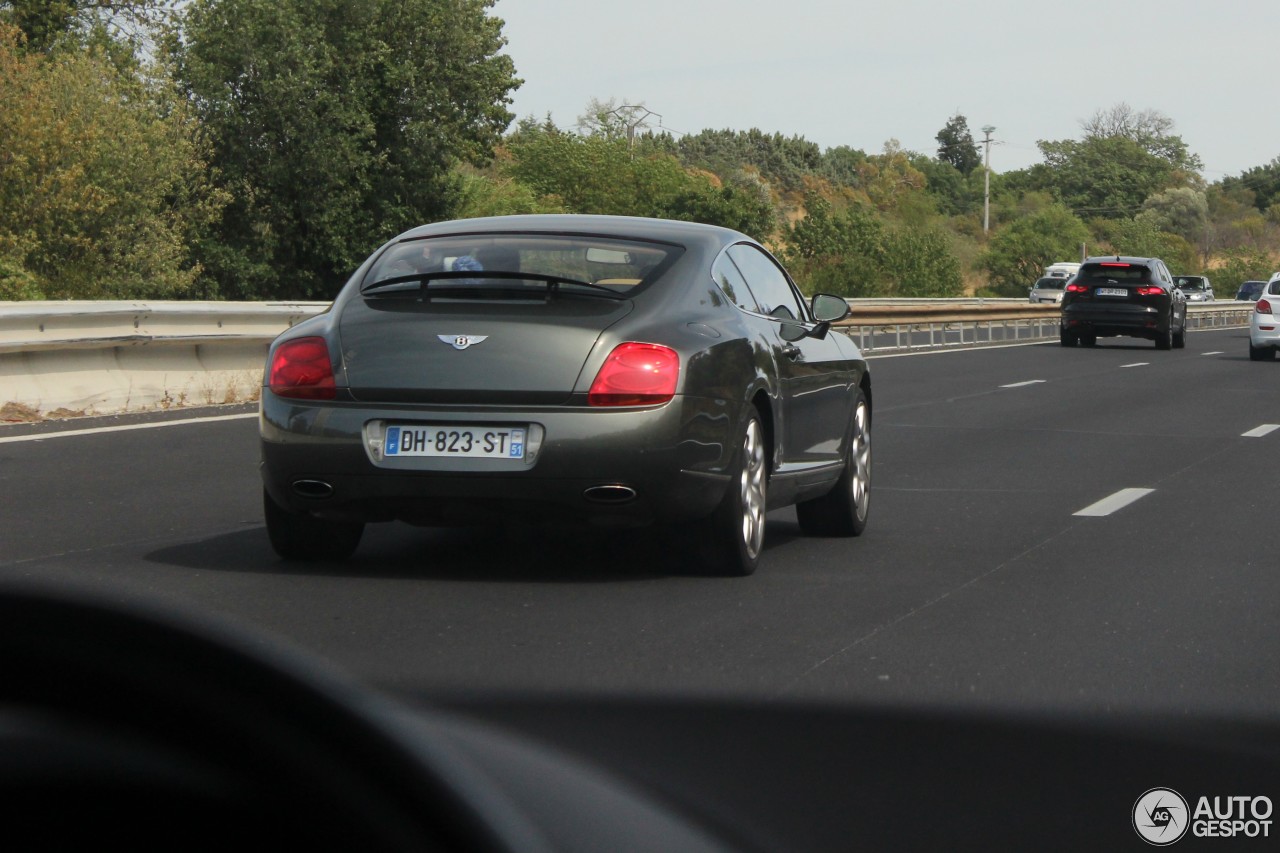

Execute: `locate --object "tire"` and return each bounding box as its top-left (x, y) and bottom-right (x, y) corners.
top-left (1250, 343), bottom-right (1276, 361)
top-left (1081, 333), bottom-right (1097, 348)
top-left (1059, 329), bottom-right (1077, 347)
top-left (797, 389), bottom-right (870, 537)
top-left (1173, 316), bottom-right (1186, 349)
top-left (697, 411), bottom-right (767, 576)
top-left (1154, 319), bottom-right (1173, 350)
top-left (264, 488), bottom-right (364, 561)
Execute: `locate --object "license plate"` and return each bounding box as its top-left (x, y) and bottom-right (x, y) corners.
top-left (385, 425), bottom-right (525, 459)
top-left (1096, 287), bottom-right (1128, 297)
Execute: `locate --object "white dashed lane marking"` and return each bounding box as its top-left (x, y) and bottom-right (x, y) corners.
top-left (1242, 424), bottom-right (1280, 438)
top-left (1000, 380), bottom-right (1047, 388)
top-left (1074, 488), bottom-right (1155, 517)
top-left (0, 413), bottom-right (258, 444)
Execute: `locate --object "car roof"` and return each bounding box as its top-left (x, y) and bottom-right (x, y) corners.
top-left (1082, 256), bottom-right (1159, 266)
top-left (393, 214), bottom-right (747, 249)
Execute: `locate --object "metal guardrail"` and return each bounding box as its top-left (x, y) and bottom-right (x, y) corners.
top-left (839, 301), bottom-right (1256, 355)
top-left (0, 301), bottom-right (328, 420)
top-left (0, 300), bottom-right (327, 354)
top-left (0, 298), bottom-right (1261, 418)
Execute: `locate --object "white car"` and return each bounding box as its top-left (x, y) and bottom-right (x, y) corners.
top-left (1248, 276), bottom-right (1280, 360)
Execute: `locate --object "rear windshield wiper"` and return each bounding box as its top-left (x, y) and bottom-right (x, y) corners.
top-left (360, 270), bottom-right (629, 300)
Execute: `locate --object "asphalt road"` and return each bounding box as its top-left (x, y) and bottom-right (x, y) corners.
top-left (2, 327), bottom-right (1277, 718)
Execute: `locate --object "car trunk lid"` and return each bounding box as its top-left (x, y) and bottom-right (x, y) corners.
top-left (337, 295), bottom-right (634, 405)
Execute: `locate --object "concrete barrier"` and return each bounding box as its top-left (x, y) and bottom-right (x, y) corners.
top-left (0, 301), bottom-right (327, 420)
top-left (0, 298), bottom-right (1258, 421)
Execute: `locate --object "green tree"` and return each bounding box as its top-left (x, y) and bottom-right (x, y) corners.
top-left (859, 140), bottom-right (931, 223)
top-left (674, 128), bottom-right (821, 194)
top-left (1089, 218), bottom-right (1196, 272)
top-left (935, 113), bottom-right (981, 175)
top-left (504, 122), bottom-right (776, 237)
top-left (447, 164), bottom-right (563, 220)
top-left (978, 204), bottom-right (1090, 295)
top-left (0, 0), bottom-right (177, 53)
top-left (1031, 105), bottom-right (1201, 218)
top-left (782, 196), bottom-right (961, 298)
top-left (1211, 247), bottom-right (1274, 293)
top-left (174, 0), bottom-right (519, 299)
top-left (1220, 157), bottom-right (1280, 213)
top-left (0, 23), bottom-right (224, 299)
top-left (819, 145), bottom-right (868, 188)
top-left (663, 180), bottom-right (776, 240)
top-left (911, 154), bottom-right (984, 217)
top-left (1135, 187), bottom-right (1208, 244)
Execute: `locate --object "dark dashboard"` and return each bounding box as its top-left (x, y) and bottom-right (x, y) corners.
top-left (3, 585), bottom-right (1276, 852)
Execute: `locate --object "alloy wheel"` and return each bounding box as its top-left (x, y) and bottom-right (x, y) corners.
top-left (849, 400), bottom-right (871, 522)
top-left (739, 418), bottom-right (766, 560)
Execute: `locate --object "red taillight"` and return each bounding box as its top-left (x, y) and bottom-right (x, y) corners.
top-left (1065, 282), bottom-right (1088, 293)
top-left (269, 337), bottom-right (336, 399)
top-left (1257, 299), bottom-right (1273, 314)
top-left (1135, 286), bottom-right (1163, 296)
top-left (588, 343), bottom-right (679, 407)
top-left (1100, 262), bottom-right (1132, 267)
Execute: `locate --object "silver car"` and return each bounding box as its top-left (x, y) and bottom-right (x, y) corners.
top-left (1028, 277), bottom-right (1068, 304)
top-left (1173, 275), bottom-right (1214, 301)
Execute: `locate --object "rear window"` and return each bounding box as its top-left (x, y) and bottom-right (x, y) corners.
top-left (361, 234), bottom-right (681, 296)
top-left (1078, 263), bottom-right (1153, 284)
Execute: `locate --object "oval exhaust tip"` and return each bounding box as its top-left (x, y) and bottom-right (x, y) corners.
top-left (292, 479), bottom-right (335, 499)
top-left (583, 484), bottom-right (637, 504)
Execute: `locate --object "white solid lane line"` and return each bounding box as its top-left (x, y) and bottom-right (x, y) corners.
top-left (1242, 424), bottom-right (1280, 438)
top-left (1074, 488), bottom-right (1155, 517)
top-left (1000, 380), bottom-right (1047, 388)
top-left (0, 412), bottom-right (258, 444)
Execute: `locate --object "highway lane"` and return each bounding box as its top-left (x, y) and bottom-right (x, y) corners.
top-left (1, 327), bottom-right (1277, 717)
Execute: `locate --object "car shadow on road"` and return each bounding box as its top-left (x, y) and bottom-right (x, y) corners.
top-left (144, 520), bottom-right (797, 583)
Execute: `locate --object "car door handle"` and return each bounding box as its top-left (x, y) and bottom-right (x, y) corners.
top-left (781, 344), bottom-right (802, 360)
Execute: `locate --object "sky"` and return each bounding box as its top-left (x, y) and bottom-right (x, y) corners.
top-left (492, 0), bottom-right (1278, 181)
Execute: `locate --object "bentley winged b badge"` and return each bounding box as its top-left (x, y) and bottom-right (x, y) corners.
top-left (438, 335), bottom-right (488, 351)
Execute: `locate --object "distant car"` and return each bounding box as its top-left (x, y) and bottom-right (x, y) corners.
top-left (1250, 278), bottom-right (1280, 360)
top-left (1236, 280), bottom-right (1267, 301)
top-left (1028, 276), bottom-right (1068, 304)
top-left (1173, 274), bottom-right (1214, 301)
top-left (259, 215), bottom-right (872, 576)
top-left (1060, 256), bottom-right (1187, 349)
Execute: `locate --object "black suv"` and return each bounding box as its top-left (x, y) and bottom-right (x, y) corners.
top-left (1060, 256), bottom-right (1187, 349)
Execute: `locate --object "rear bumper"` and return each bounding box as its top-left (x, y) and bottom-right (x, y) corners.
top-left (1250, 313), bottom-right (1280, 349)
top-left (1061, 303), bottom-right (1168, 338)
top-left (260, 391), bottom-right (740, 528)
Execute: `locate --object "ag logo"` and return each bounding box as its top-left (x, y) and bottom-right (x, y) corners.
top-left (438, 334), bottom-right (488, 351)
top-left (1134, 788), bottom-right (1190, 845)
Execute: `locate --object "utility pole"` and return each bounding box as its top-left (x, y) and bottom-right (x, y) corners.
top-left (605, 104), bottom-right (660, 158)
top-left (981, 126), bottom-right (995, 234)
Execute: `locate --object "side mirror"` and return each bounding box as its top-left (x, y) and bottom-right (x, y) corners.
top-left (811, 293), bottom-right (850, 323)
